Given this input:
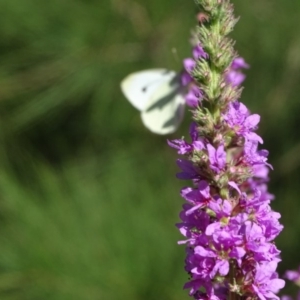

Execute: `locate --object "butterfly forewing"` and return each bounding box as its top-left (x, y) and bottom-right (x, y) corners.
top-left (120, 69), bottom-right (176, 111)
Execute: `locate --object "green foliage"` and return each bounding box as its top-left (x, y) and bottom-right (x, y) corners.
top-left (0, 0), bottom-right (299, 299)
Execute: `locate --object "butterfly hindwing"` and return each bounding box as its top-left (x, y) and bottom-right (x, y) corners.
top-left (141, 74), bottom-right (185, 134)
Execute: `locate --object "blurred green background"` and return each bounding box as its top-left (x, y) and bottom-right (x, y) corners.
top-left (0, 0), bottom-right (299, 299)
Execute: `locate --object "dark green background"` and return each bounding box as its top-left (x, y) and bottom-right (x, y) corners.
top-left (0, 0), bottom-right (299, 299)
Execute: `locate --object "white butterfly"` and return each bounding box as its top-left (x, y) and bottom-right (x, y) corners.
top-left (120, 69), bottom-right (186, 135)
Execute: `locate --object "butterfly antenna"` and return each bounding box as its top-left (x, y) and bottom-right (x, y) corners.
top-left (172, 48), bottom-right (180, 63)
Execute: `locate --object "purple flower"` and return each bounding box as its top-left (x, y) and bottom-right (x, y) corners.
top-left (251, 262), bottom-right (285, 300)
top-left (226, 57), bottom-right (249, 86)
top-left (207, 198), bottom-right (232, 220)
top-left (231, 57), bottom-right (249, 70)
top-left (181, 181), bottom-right (211, 215)
top-left (181, 71), bottom-right (193, 86)
top-left (184, 58), bottom-right (197, 73)
top-left (181, 180), bottom-right (210, 201)
top-left (193, 44), bottom-right (209, 60)
top-left (243, 140), bottom-right (271, 168)
top-left (185, 86), bottom-right (203, 107)
top-left (181, 58), bottom-right (196, 86)
top-left (281, 296), bottom-right (293, 300)
top-left (207, 144), bottom-right (226, 173)
top-left (226, 71), bottom-right (246, 87)
top-left (168, 123), bottom-right (204, 154)
top-left (282, 268), bottom-right (300, 300)
top-left (246, 165), bottom-right (274, 201)
top-left (168, 139), bottom-right (193, 155)
top-left (194, 246), bottom-right (230, 277)
top-left (223, 101), bottom-right (263, 143)
top-left (281, 291), bottom-right (300, 300)
top-left (176, 159), bottom-right (199, 180)
top-left (285, 266), bottom-right (300, 283)
top-left (184, 279), bottom-right (208, 296)
top-left (181, 44), bottom-right (208, 104)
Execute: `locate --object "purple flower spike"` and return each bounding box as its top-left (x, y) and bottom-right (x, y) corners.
top-left (168, 2), bottom-right (283, 300)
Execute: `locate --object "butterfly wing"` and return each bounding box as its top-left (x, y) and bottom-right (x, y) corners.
top-left (141, 74), bottom-right (185, 135)
top-left (120, 69), bottom-right (176, 111)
